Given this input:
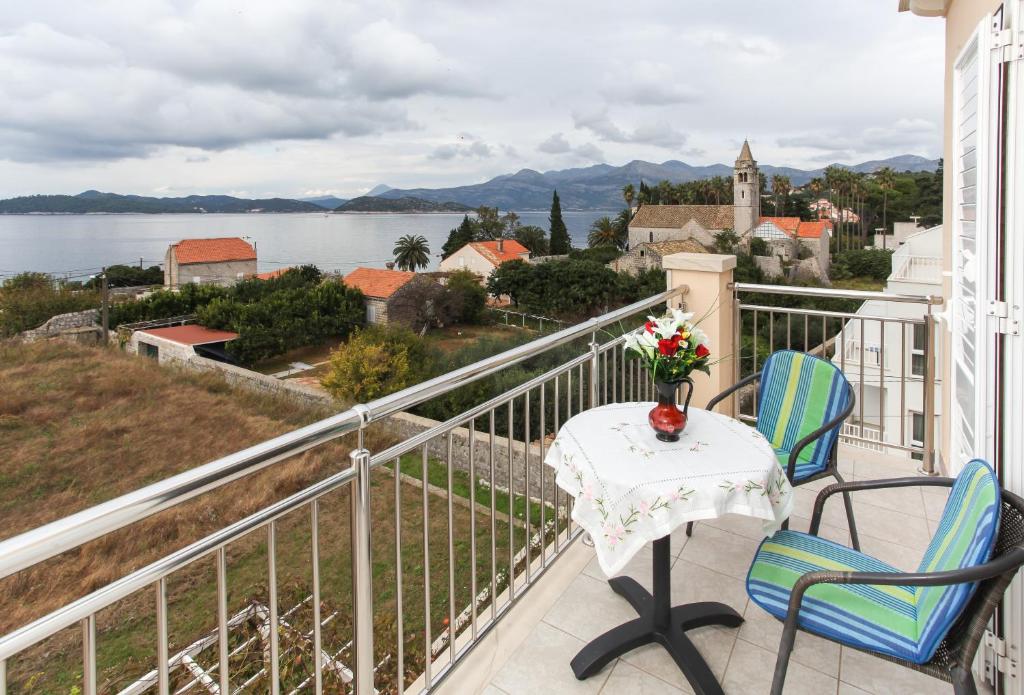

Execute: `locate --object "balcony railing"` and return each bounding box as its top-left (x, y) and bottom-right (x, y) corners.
top-left (0, 280), bottom-right (944, 695)
top-left (892, 255), bottom-right (943, 283)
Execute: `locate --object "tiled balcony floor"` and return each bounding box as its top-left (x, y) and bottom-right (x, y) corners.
top-left (439, 447), bottom-right (970, 695)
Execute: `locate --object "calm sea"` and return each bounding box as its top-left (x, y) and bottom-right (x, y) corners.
top-left (0, 211), bottom-right (613, 281)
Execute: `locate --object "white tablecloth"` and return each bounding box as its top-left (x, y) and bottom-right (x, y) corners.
top-left (545, 402), bottom-right (793, 576)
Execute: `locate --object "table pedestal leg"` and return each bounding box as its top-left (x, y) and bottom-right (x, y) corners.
top-left (570, 536), bottom-right (742, 695)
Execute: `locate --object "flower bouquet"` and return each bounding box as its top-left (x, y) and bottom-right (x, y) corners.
top-left (624, 308), bottom-right (712, 441)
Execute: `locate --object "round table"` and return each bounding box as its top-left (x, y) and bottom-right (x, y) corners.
top-left (544, 402), bottom-right (793, 695)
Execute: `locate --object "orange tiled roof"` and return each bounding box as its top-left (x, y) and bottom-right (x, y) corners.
top-left (469, 239), bottom-right (530, 266)
top-left (631, 205), bottom-right (734, 231)
top-left (171, 237), bottom-right (256, 265)
top-left (138, 325), bottom-right (239, 345)
top-left (256, 267), bottom-right (291, 280)
top-left (343, 267), bottom-right (416, 299)
top-left (796, 220), bottom-right (832, 238)
top-left (758, 216), bottom-right (801, 234)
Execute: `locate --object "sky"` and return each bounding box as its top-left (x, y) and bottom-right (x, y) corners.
top-left (0, 1), bottom-right (945, 200)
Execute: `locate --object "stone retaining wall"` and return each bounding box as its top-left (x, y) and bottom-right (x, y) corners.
top-left (185, 356), bottom-right (334, 409)
top-left (18, 309), bottom-right (99, 342)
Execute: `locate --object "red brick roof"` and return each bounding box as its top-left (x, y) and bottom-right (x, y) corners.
top-left (796, 221), bottom-right (832, 238)
top-left (469, 239), bottom-right (530, 266)
top-left (758, 216), bottom-right (801, 234)
top-left (171, 237), bottom-right (256, 265)
top-left (256, 268), bottom-right (290, 280)
top-left (343, 267), bottom-right (416, 298)
top-left (139, 325), bottom-right (239, 345)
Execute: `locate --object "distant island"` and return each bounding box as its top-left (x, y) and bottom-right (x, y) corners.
top-left (0, 190), bottom-right (323, 214)
top-left (333, 196), bottom-right (472, 213)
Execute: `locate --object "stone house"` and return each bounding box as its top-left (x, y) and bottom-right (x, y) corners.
top-left (128, 324), bottom-right (239, 365)
top-left (751, 217), bottom-right (833, 280)
top-left (438, 239), bottom-right (531, 280)
top-left (164, 237), bottom-right (257, 288)
top-left (342, 267), bottom-right (439, 326)
top-left (608, 239), bottom-right (708, 276)
top-left (626, 140), bottom-right (761, 249)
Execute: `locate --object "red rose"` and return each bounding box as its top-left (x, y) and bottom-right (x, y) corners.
top-left (695, 343), bottom-right (710, 358)
top-left (645, 321), bottom-right (656, 334)
top-left (657, 338), bottom-right (677, 356)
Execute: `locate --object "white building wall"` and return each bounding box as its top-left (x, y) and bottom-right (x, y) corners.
top-left (127, 332), bottom-right (197, 365)
top-left (438, 246), bottom-right (498, 278)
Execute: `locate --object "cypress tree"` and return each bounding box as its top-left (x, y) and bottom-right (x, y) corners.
top-left (548, 190), bottom-right (570, 255)
top-left (441, 215), bottom-right (477, 259)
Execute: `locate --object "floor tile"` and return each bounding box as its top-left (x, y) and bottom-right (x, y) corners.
top-left (621, 627), bottom-right (738, 694)
top-left (857, 534), bottom-right (925, 572)
top-left (851, 479), bottom-right (927, 518)
top-left (849, 500), bottom-right (932, 549)
top-left (792, 487), bottom-right (852, 530)
top-left (838, 647), bottom-right (947, 694)
top-left (582, 543), bottom-right (654, 591)
top-left (837, 683), bottom-right (871, 694)
top-left (721, 638), bottom-right (838, 694)
top-left (480, 686), bottom-right (511, 695)
top-left (738, 601), bottom-right (842, 678)
top-left (678, 525), bottom-right (761, 580)
top-left (669, 558), bottom-right (750, 610)
top-left (543, 573), bottom-right (639, 643)
top-left (491, 622), bottom-right (610, 695)
top-left (921, 489), bottom-right (948, 521)
top-left (599, 660), bottom-right (684, 694)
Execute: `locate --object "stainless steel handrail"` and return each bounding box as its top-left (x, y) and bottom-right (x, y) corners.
top-left (0, 285), bottom-right (685, 582)
top-left (734, 282), bottom-right (943, 305)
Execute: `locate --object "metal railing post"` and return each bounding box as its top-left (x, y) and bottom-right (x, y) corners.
top-left (589, 330), bottom-right (600, 409)
top-left (350, 441), bottom-right (374, 694)
top-left (733, 284), bottom-right (741, 418)
top-left (920, 310), bottom-right (938, 476)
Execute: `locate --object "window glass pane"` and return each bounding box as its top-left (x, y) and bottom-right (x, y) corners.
top-left (913, 323), bottom-right (926, 350)
top-left (912, 412), bottom-right (925, 443)
top-left (912, 353), bottom-right (926, 377)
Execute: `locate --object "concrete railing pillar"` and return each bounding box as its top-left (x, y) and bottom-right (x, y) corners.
top-left (662, 253), bottom-right (736, 412)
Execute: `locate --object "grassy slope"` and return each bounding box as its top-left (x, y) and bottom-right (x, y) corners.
top-left (0, 342), bottom-right (519, 693)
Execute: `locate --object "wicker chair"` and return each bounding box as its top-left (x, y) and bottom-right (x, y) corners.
top-left (687, 350), bottom-right (859, 546)
top-left (756, 468), bottom-right (1024, 695)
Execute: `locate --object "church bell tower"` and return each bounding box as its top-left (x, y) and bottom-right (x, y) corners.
top-left (733, 140), bottom-right (760, 235)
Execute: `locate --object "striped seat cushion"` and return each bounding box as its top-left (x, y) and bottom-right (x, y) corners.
top-left (746, 460), bottom-right (1001, 665)
top-left (757, 351), bottom-right (851, 482)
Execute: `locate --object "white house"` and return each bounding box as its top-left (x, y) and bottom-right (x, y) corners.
top-left (750, 216), bottom-right (833, 280)
top-left (164, 237), bottom-right (257, 288)
top-left (832, 225), bottom-right (943, 458)
top-left (438, 239), bottom-right (530, 279)
top-left (128, 324), bottom-right (240, 365)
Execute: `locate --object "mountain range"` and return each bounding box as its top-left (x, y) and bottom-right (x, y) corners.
top-left (0, 190), bottom-right (324, 214)
top-left (335, 196), bottom-right (471, 213)
top-left (376, 154), bottom-right (939, 210)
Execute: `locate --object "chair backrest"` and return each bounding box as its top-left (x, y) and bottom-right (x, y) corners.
top-left (915, 459), bottom-right (1001, 661)
top-left (756, 350), bottom-right (852, 472)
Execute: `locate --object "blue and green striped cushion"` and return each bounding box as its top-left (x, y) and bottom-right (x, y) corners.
top-left (914, 459), bottom-right (1000, 660)
top-left (746, 459), bottom-right (1001, 664)
top-left (757, 351), bottom-right (851, 482)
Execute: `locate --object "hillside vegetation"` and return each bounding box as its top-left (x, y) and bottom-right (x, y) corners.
top-left (334, 195), bottom-right (471, 213)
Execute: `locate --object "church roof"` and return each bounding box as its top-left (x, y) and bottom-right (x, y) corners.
top-left (630, 204), bottom-right (734, 231)
top-left (737, 139), bottom-right (755, 163)
top-left (641, 239), bottom-right (709, 255)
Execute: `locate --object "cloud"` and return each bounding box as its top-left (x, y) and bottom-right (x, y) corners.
top-left (602, 62), bottom-right (699, 105)
top-left (428, 134), bottom-right (496, 160)
top-left (537, 133), bottom-right (604, 162)
top-left (777, 118), bottom-right (939, 154)
top-left (683, 29), bottom-right (783, 64)
top-left (538, 133), bottom-right (572, 154)
top-left (572, 109), bottom-right (688, 150)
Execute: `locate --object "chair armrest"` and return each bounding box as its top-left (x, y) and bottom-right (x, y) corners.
top-left (808, 476), bottom-right (954, 536)
top-left (785, 392), bottom-right (855, 481)
top-left (706, 372), bottom-right (761, 412)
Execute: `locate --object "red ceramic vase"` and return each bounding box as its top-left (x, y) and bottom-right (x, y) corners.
top-left (648, 379), bottom-right (692, 443)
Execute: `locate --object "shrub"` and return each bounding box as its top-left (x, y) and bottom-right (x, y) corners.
top-left (445, 270), bottom-right (487, 324)
top-left (0, 273), bottom-right (100, 337)
top-left (832, 248), bottom-right (893, 281)
top-left (749, 237), bottom-right (770, 257)
top-left (321, 326), bottom-right (439, 402)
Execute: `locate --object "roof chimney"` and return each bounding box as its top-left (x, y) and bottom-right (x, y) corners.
top-left (498, 238), bottom-right (504, 252)
top-left (386, 261), bottom-right (395, 270)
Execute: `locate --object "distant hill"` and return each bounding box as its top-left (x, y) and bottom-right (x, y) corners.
top-left (378, 154), bottom-right (940, 210)
top-left (334, 196), bottom-right (472, 213)
top-left (365, 184), bottom-right (394, 196)
top-left (0, 190), bottom-right (324, 214)
top-left (301, 195), bottom-right (348, 209)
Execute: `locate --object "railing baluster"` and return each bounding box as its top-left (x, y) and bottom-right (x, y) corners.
top-left (539, 382), bottom-right (546, 567)
top-left (489, 409), bottom-right (497, 621)
top-left (786, 313), bottom-right (791, 349)
top-left (310, 502), bottom-right (323, 695)
top-left (901, 323), bottom-right (908, 447)
top-left (350, 443), bottom-right (373, 695)
top-left (268, 522), bottom-right (280, 695)
top-left (446, 432), bottom-right (456, 666)
top-left (804, 314), bottom-right (809, 352)
top-left (879, 320), bottom-right (886, 449)
top-left (468, 420), bottom-right (478, 641)
top-left (156, 579), bottom-right (169, 695)
top-left (553, 375), bottom-right (561, 554)
top-left (421, 445), bottom-right (432, 687)
top-left (858, 318), bottom-right (865, 432)
top-left (769, 310), bottom-right (774, 354)
top-left (217, 547), bottom-right (231, 694)
top-left (524, 393), bottom-right (531, 583)
top-left (82, 614), bottom-right (96, 695)
top-left (0, 658), bottom-right (5, 695)
top-left (392, 458), bottom-right (404, 695)
top-left (507, 401), bottom-right (515, 600)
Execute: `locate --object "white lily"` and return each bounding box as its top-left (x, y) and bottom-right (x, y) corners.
top-left (670, 308), bottom-right (695, 325)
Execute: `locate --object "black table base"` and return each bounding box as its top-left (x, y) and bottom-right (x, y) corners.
top-left (571, 535), bottom-right (742, 695)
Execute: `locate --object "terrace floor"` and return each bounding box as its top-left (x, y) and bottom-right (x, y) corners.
top-left (437, 446), bottom-right (973, 695)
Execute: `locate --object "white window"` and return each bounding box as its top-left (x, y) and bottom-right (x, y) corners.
top-left (910, 411), bottom-right (925, 462)
top-left (911, 323), bottom-right (927, 377)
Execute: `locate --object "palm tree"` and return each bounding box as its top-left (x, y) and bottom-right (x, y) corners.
top-left (393, 234), bottom-right (430, 271)
top-left (587, 216), bottom-right (626, 250)
top-left (622, 183), bottom-right (636, 215)
top-left (876, 167), bottom-right (896, 249)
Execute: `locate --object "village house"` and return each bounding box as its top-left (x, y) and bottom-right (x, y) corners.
top-left (342, 267), bottom-right (438, 326)
top-left (751, 216), bottom-right (833, 280)
top-left (128, 324), bottom-right (239, 365)
top-left (809, 198), bottom-right (861, 224)
top-left (437, 239), bottom-right (530, 280)
top-left (607, 238), bottom-right (707, 276)
top-left (164, 237), bottom-right (257, 288)
top-left (627, 140), bottom-right (761, 249)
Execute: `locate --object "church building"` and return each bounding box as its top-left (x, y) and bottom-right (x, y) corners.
top-left (626, 140), bottom-right (761, 249)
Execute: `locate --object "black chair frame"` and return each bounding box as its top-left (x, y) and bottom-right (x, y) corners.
top-left (769, 477), bottom-right (1024, 695)
top-left (686, 369), bottom-right (860, 548)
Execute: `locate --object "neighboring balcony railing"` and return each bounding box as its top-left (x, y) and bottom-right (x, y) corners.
top-left (892, 255), bottom-right (943, 283)
top-left (0, 286), bottom-right (684, 695)
top-left (731, 283), bottom-right (943, 467)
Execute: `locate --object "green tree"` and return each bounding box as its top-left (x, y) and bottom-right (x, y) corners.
top-left (622, 183), bottom-right (635, 214)
top-left (875, 167), bottom-right (897, 248)
top-left (750, 237), bottom-right (771, 257)
top-left (444, 269), bottom-right (488, 323)
top-left (713, 229), bottom-right (740, 254)
top-left (393, 234), bottom-right (431, 271)
top-left (321, 326), bottom-right (436, 402)
top-left (548, 190), bottom-right (571, 255)
top-left (514, 225), bottom-right (549, 256)
top-left (441, 215), bottom-right (477, 258)
top-left (587, 216), bottom-right (625, 249)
